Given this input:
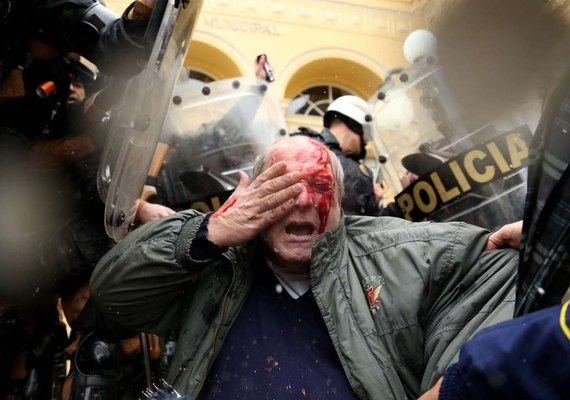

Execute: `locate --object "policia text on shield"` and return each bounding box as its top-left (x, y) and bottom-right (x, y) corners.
top-left (396, 127), bottom-right (531, 221)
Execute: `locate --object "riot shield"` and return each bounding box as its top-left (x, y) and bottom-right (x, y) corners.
top-left (155, 76), bottom-right (288, 213)
top-left (366, 59), bottom-right (538, 230)
top-left (98, 0), bottom-right (203, 241)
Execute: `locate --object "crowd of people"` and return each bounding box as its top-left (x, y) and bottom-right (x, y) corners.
top-left (0, 0), bottom-right (176, 398)
top-left (0, 0), bottom-right (569, 399)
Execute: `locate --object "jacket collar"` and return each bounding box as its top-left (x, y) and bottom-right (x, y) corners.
top-left (310, 216), bottom-right (346, 280)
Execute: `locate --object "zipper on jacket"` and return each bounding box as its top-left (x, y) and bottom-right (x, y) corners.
top-left (191, 261), bottom-right (236, 395)
top-left (171, 363), bottom-right (188, 386)
top-left (169, 261), bottom-right (236, 389)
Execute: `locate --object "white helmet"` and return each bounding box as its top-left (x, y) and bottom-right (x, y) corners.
top-left (324, 95), bottom-right (370, 132)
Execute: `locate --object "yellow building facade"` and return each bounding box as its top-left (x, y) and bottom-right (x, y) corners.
top-left (106, 0), bottom-right (445, 131)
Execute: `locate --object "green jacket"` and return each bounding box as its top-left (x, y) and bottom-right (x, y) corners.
top-left (90, 210), bottom-right (518, 399)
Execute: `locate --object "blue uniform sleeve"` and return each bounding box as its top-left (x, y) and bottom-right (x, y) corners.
top-left (439, 301), bottom-right (570, 400)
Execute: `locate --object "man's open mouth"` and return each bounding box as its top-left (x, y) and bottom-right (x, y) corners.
top-left (285, 222), bottom-right (316, 237)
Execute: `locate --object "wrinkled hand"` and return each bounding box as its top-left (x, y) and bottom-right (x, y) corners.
top-left (417, 376), bottom-right (443, 400)
top-left (136, 200), bottom-right (176, 224)
top-left (485, 220), bottom-right (523, 250)
top-left (207, 162), bottom-right (302, 248)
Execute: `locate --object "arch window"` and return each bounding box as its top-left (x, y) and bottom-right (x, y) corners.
top-left (289, 85), bottom-right (353, 116)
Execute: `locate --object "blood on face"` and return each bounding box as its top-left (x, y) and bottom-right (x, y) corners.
top-left (213, 138), bottom-right (336, 234)
top-left (269, 139), bottom-right (335, 233)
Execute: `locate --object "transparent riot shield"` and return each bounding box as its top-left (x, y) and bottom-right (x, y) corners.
top-left (155, 76), bottom-right (287, 213)
top-left (98, 0), bottom-right (203, 241)
top-left (366, 59), bottom-right (538, 230)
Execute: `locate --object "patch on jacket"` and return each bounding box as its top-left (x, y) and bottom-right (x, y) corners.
top-left (361, 276), bottom-right (385, 314)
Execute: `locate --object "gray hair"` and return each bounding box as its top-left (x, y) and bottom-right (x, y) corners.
top-left (252, 140), bottom-right (345, 203)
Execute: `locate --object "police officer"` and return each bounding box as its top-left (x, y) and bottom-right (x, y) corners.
top-left (293, 95), bottom-right (382, 216)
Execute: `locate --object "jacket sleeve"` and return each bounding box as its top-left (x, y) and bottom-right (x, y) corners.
top-left (419, 222), bottom-right (519, 390)
top-left (90, 210), bottom-right (223, 336)
top-left (438, 302), bottom-right (570, 400)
